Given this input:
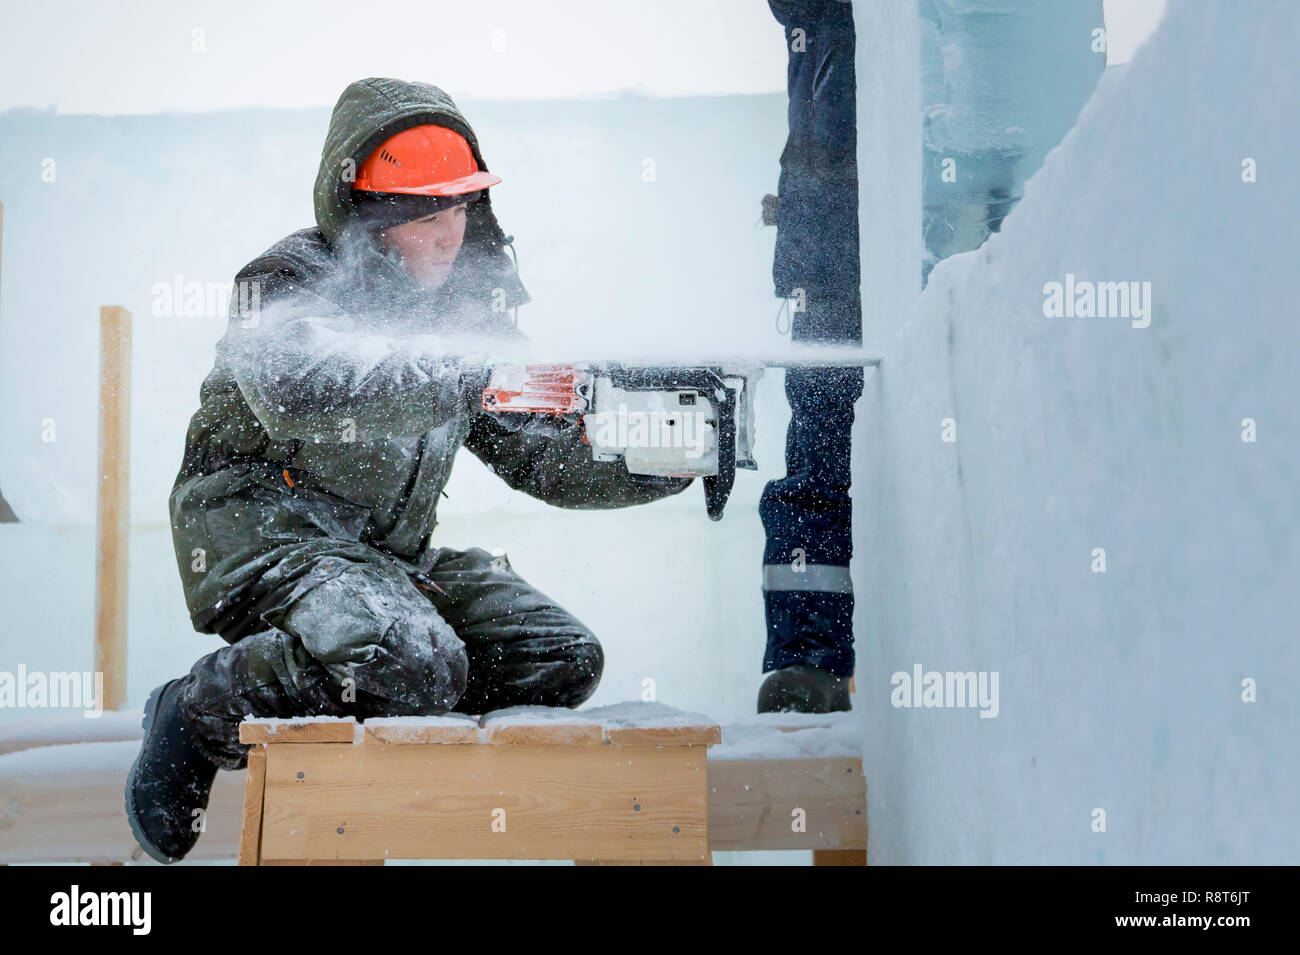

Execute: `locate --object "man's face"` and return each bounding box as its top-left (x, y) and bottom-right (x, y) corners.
top-left (379, 202), bottom-right (469, 290)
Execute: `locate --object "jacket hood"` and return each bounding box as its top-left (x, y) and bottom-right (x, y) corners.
top-left (312, 77), bottom-right (529, 310)
top-left (315, 78), bottom-right (486, 243)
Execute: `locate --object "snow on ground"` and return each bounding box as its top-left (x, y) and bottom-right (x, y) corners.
top-left (854, 0), bottom-right (1299, 863)
top-left (710, 711), bottom-right (860, 761)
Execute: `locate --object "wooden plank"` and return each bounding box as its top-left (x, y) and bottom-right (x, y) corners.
top-left (0, 735), bottom-right (138, 757)
top-left (576, 703), bottom-right (722, 747)
top-left (361, 719), bottom-right (480, 745)
top-left (238, 719), bottom-right (356, 744)
top-left (260, 743), bottom-right (710, 862)
top-left (0, 713), bottom-right (143, 756)
top-left (574, 858), bottom-right (712, 865)
top-left (237, 746), bottom-right (267, 866)
top-left (263, 859), bottom-right (384, 865)
top-left (95, 305), bottom-right (131, 712)
top-left (0, 743), bottom-right (244, 863)
top-left (482, 722), bottom-right (604, 746)
top-left (0, 200), bottom-right (17, 524)
top-left (603, 724), bottom-right (721, 746)
top-left (707, 757), bottom-right (866, 851)
top-left (577, 832), bottom-right (713, 865)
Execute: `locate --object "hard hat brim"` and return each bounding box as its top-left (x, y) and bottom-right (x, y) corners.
top-left (354, 170), bottom-right (502, 196)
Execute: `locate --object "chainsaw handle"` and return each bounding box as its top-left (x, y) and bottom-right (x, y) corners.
top-left (702, 384), bottom-right (737, 521)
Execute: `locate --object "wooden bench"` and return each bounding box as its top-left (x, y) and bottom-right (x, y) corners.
top-left (0, 704), bottom-right (866, 865)
top-left (707, 714), bottom-right (867, 866)
top-left (238, 704), bottom-right (720, 865)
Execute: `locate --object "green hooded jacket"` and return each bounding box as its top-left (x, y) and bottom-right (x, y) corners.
top-left (170, 78), bottom-right (691, 639)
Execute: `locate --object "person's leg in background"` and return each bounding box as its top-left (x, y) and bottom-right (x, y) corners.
top-left (759, 362), bottom-right (861, 678)
top-left (760, 0), bottom-right (862, 712)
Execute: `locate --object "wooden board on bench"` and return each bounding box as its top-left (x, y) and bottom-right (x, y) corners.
top-left (238, 703), bottom-right (720, 865)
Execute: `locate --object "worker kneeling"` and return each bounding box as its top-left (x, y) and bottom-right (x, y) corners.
top-left (125, 78), bottom-right (692, 864)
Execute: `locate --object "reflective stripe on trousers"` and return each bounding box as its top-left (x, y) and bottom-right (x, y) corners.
top-left (762, 563), bottom-right (854, 594)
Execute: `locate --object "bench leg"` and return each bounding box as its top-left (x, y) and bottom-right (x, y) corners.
top-left (576, 836), bottom-right (713, 866)
top-left (237, 746), bottom-right (267, 866)
top-left (812, 849), bottom-right (866, 866)
top-left (262, 859), bottom-right (385, 865)
top-left (575, 858), bottom-right (712, 865)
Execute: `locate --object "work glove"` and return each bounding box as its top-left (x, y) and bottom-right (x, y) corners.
top-left (471, 358), bottom-right (585, 438)
top-left (486, 410), bottom-right (582, 438)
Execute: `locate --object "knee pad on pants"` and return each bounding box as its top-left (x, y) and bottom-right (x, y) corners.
top-left (280, 562), bottom-right (469, 713)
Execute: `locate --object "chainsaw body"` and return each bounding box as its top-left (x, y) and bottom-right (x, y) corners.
top-left (481, 362), bottom-right (760, 520)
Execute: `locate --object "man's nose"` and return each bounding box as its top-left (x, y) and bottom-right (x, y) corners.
top-left (433, 225), bottom-right (460, 248)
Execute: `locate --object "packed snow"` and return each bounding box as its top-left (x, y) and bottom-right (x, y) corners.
top-left (853, 0), bottom-right (1298, 863)
top-left (710, 711), bottom-right (860, 761)
top-left (577, 700), bottom-right (716, 729)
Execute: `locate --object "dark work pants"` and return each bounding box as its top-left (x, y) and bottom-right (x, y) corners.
top-left (762, 0), bottom-right (861, 678)
top-left (759, 363), bottom-right (862, 679)
top-left (179, 545), bottom-right (603, 770)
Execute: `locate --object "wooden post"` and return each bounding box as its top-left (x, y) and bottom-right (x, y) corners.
top-left (0, 200), bottom-right (18, 523)
top-left (95, 306), bottom-right (131, 711)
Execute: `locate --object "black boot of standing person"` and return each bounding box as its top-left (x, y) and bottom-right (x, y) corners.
top-left (757, 664), bottom-right (851, 714)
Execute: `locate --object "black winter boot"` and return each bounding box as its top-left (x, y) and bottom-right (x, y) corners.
top-left (124, 677), bottom-right (219, 864)
top-left (757, 664), bottom-right (851, 714)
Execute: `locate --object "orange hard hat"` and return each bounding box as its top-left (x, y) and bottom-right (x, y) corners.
top-left (353, 124), bottom-right (502, 196)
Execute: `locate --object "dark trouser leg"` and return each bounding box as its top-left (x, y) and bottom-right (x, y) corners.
top-left (758, 365), bottom-right (862, 679)
top-left (417, 546), bottom-right (604, 714)
top-left (180, 555), bottom-right (468, 770)
top-left (767, 0), bottom-right (862, 681)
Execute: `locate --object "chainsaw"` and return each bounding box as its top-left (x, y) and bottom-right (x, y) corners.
top-left (480, 350), bottom-right (880, 520)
